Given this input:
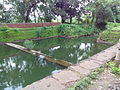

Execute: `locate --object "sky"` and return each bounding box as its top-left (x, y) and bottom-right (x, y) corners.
top-left (0, 0), bottom-right (12, 10)
top-left (0, 0), bottom-right (2, 3)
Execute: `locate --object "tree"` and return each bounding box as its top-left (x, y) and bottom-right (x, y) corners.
top-left (86, 0), bottom-right (120, 29)
top-left (0, 3), bottom-right (3, 22)
top-left (7, 0), bottom-right (46, 22)
top-left (38, 0), bottom-right (55, 22)
top-left (0, 1), bottom-right (13, 23)
top-left (52, 0), bottom-right (80, 23)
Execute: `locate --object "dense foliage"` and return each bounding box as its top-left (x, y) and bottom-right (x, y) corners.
top-left (99, 22), bottom-right (120, 43)
top-left (0, 24), bottom-right (100, 42)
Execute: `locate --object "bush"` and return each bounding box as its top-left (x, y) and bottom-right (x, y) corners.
top-left (23, 40), bottom-right (35, 50)
top-left (106, 62), bottom-right (120, 75)
top-left (58, 24), bottom-right (66, 35)
top-left (0, 25), bottom-right (8, 31)
top-left (35, 31), bottom-right (41, 38)
top-left (98, 22), bottom-right (120, 43)
top-left (107, 22), bottom-right (120, 29)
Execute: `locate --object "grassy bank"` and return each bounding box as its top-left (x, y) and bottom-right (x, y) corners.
top-left (0, 24), bottom-right (100, 42)
top-left (98, 22), bottom-right (120, 43)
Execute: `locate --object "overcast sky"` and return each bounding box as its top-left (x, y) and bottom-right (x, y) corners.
top-left (0, 0), bottom-right (12, 10)
top-left (0, 0), bottom-right (3, 3)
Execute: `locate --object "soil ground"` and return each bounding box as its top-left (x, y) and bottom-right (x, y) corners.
top-left (85, 69), bottom-right (120, 90)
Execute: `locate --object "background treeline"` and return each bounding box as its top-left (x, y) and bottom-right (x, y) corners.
top-left (0, 0), bottom-right (120, 27)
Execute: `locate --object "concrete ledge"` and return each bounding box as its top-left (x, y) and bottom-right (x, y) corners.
top-left (21, 77), bottom-right (65, 90)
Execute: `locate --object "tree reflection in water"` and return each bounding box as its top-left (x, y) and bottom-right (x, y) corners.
top-left (0, 52), bottom-right (59, 90)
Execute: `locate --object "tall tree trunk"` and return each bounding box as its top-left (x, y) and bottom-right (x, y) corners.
top-left (70, 17), bottom-right (72, 24)
top-left (25, 11), bottom-right (30, 23)
top-left (2, 0), bottom-right (5, 22)
top-left (62, 18), bottom-right (65, 23)
top-left (24, 0), bottom-right (41, 23)
top-left (78, 20), bottom-right (80, 24)
top-left (34, 11), bottom-right (37, 23)
top-left (91, 12), bottom-right (95, 24)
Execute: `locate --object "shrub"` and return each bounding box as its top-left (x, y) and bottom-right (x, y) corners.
top-left (0, 26), bottom-right (10, 38)
top-left (0, 25), bottom-right (8, 31)
top-left (35, 31), bottom-right (41, 38)
top-left (23, 40), bottom-right (35, 50)
top-left (58, 24), bottom-right (66, 35)
top-left (106, 62), bottom-right (120, 75)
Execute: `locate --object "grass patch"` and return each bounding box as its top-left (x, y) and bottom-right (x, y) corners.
top-left (0, 24), bottom-right (100, 42)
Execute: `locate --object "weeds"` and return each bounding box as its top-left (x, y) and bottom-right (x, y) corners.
top-left (23, 40), bottom-right (35, 50)
top-left (69, 61), bottom-right (120, 90)
top-left (99, 22), bottom-right (120, 43)
top-left (69, 67), bottom-right (105, 90)
top-left (106, 61), bottom-right (120, 75)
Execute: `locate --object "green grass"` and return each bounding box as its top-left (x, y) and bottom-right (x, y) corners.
top-left (99, 22), bottom-right (120, 43)
top-left (0, 24), bottom-right (100, 42)
top-left (106, 61), bottom-right (120, 75)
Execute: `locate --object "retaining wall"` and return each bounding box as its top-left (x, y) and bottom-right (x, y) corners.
top-left (0, 22), bottom-right (61, 28)
top-left (22, 43), bottom-right (119, 90)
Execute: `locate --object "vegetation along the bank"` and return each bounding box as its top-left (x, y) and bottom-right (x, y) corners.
top-left (98, 22), bottom-right (120, 43)
top-left (69, 61), bottom-right (120, 90)
top-left (0, 24), bottom-right (100, 42)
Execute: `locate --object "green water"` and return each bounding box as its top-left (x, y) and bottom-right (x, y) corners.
top-left (0, 37), bottom-right (111, 90)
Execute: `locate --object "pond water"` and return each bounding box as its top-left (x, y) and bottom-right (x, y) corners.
top-left (0, 37), bottom-right (111, 90)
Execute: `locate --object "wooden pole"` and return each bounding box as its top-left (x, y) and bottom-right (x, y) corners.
top-left (115, 49), bottom-right (120, 67)
top-left (5, 43), bottom-right (72, 67)
top-left (115, 39), bottom-right (120, 67)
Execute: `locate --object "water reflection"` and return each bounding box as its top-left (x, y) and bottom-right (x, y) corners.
top-left (33, 37), bottom-right (110, 64)
top-left (38, 55), bottom-right (47, 66)
top-left (0, 52), bottom-right (60, 90)
top-left (0, 37), bottom-right (111, 90)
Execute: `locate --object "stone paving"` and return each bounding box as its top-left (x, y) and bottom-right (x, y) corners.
top-left (21, 43), bottom-right (119, 90)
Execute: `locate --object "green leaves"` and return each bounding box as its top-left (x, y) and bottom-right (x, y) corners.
top-left (99, 22), bottom-right (120, 43)
top-left (69, 77), bottom-right (92, 90)
top-left (111, 67), bottom-right (120, 75)
top-left (106, 61), bottom-right (120, 75)
top-left (23, 40), bottom-right (35, 50)
top-left (69, 66), bottom-right (105, 90)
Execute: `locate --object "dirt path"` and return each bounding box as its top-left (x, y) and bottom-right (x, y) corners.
top-left (86, 69), bottom-right (120, 90)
